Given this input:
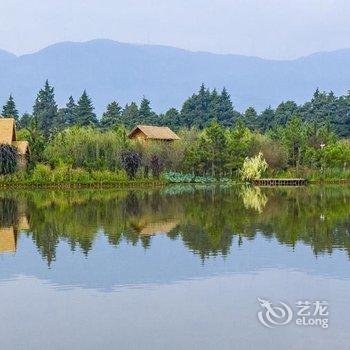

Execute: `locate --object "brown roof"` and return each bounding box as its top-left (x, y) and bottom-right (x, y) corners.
top-left (129, 125), bottom-right (180, 140)
top-left (0, 118), bottom-right (16, 144)
top-left (0, 118), bottom-right (29, 155)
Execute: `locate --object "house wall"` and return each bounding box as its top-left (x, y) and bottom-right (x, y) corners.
top-left (130, 129), bottom-right (147, 142)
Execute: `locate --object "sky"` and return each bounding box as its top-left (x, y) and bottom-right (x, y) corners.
top-left (0, 0), bottom-right (349, 59)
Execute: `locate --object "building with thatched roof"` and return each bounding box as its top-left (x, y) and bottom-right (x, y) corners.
top-left (0, 227), bottom-right (18, 254)
top-left (128, 125), bottom-right (180, 142)
top-left (0, 118), bottom-right (29, 169)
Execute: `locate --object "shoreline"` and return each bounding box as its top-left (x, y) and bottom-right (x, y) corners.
top-left (0, 178), bottom-right (350, 189)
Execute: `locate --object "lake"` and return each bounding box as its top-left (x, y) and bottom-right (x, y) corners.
top-left (1, 185), bottom-right (350, 350)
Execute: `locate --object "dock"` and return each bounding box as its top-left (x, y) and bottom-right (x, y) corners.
top-left (252, 178), bottom-right (307, 186)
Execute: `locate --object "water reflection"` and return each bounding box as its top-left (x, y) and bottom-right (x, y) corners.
top-left (0, 186), bottom-right (350, 264)
top-left (1, 186), bottom-right (350, 350)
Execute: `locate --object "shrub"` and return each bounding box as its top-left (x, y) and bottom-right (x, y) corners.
top-left (120, 150), bottom-right (142, 179)
top-left (0, 144), bottom-right (18, 175)
top-left (150, 154), bottom-right (164, 179)
top-left (241, 152), bottom-right (268, 181)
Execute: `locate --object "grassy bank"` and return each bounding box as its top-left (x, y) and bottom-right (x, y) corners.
top-left (0, 167), bottom-right (232, 188)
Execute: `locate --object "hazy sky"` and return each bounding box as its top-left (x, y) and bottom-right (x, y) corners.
top-left (0, 0), bottom-right (349, 59)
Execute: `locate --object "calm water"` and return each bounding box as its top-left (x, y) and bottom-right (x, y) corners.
top-left (1, 185), bottom-right (350, 350)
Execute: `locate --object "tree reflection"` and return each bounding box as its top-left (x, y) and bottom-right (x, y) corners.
top-left (1, 185), bottom-right (350, 265)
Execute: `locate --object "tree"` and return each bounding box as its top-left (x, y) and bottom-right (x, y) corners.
top-left (278, 116), bottom-right (307, 169)
top-left (258, 106), bottom-right (275, 132)
top-left (100, 101), bottom-right (122, 128)
top-left (2, 95), bottom-right (19, 121)
top-left (122, 102), bottom-right (139, 127)
top-left (0, 144), bottom-right (18, 175)
top-left (76, 90), bottom-right (97, 126)
top-left (216, 88), bottom-right (235, 127)
top-left (62, 96), bottom-right (78, 126)
top-left (33, 80), bottom-right (59, 138)
top-left (17, 117), bottom-right (45, 165)
top-left (244, 107), bottom-right (258, 130)
top-left (19, 113), bottom-right (33, 129)
top-left (274, 101), bottom-right (299, 127)
top-left (121, 150), bottom-right (142, 179)
top-left (180, 84), bottom-right (212, 128)
top-left (198, 120), bottom-right (227, 176)
top-left (139, 97), bottom-right (157, 124)
top-left (160, 108), bottom-right (181, 129)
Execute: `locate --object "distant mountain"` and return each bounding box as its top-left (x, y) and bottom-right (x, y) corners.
top-left (0, 39), bottom-right (349, 115)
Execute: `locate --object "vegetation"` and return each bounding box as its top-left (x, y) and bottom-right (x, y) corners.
top-left (0, 144), bottom-right (18, 175)
top-left (1, 81), bottom-right (350, 183)
top-left (2, 186), bottom-right (350, 265)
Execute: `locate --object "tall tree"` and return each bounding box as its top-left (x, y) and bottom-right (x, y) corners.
top-left (62, 96), bottom-right (78, 126)
top-left (219, 88), bottom-right (236, 127)
top-left (258, 106), bottom-right (275, 132)
top-left (139, 97), bottom-right (157, 124)
top-left (76, 90), bottom-right (97, 126)
top-left (244, 107), bottom-right (258, 130)
top-left (100, 101), bottom-right (123, 128)
top-left (122, 102), bottom-right (139, 127)
top-left (2, 95), bottom-right (19, 121)
top-left (33, 80), bottom-right (59, 138)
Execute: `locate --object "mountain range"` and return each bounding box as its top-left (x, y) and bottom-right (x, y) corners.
top-left (0, 39), bottom-right (349, 115)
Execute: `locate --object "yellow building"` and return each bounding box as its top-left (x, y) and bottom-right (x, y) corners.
top-left (128, 125), bottom-right (180, 143)
top-left (0, 118), bottom-right (30, 169)
top-left (0, 227), bottom-right (17, 253)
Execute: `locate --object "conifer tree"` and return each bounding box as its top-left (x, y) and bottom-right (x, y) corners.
top-left (216, 88), bottom-right (235, 127)
top-left (33, 80), bottom-right (59, 138)
top-left (64, 96), bottom-right (78, 126)
top-left (139, 97), bottom-right (157, 124)
top-left (122, 102), bottom-right (139, 127)
top-left (100, 101), bottom-right (122, 128)
top-left (244, 107), bottom-right (258, 130)
top-left (76, 90), bottom-right (97, 126)
top-left (2, 95), bottom-right (19, 121)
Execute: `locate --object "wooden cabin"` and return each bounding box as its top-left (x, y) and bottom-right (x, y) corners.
top-left (0, 118), bottom-right (29, 170)
top-left (0, 227), bottom-right (17, 254)
top-left (128, 125), bottom-right (180, 143)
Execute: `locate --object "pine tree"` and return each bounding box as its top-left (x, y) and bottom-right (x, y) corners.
top-left (258, 106), bottom-right (275, 132)
top-left (2, 95), bottom-right (19, 121)
top-left (100, 101), bottom-right (122, 128)
top-left (244, 107), bottom-right (258, 130)
top-left (63, 96), bottom-right (78, 126)
top-left (76, 90), bottom-right (97, 126)
top-left (160, 108), bottom-right (180, 129)
top-left (122, 102), bottom-right (139, 127)
top-left (217, 88), bottom-right (235, 127)
top-left (33, 80), bottom-right (59, 138)
top-left (19, 113), bottom-right (33, 129)
top-left (139, 97), bottom-right (157, 124)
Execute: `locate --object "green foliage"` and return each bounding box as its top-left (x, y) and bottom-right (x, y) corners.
top-left (76, 90), bottom-right (97, 126)
top-left (241, 152), bottom-right (268, 181)
top-left (33, 80), bottom-right (59, 138)
top-left (0, 144), bottom-right (18, 175)
top-left (44, 127), bottom-right (127, 170)
top-left (180, 84), bottom-right (235, 128)
top-left (28, 164), bottom-right (128, 184)
top-left (162, 171), bottom-right (226, 184)
top-left (60, 96), bottom-right (78, 127)
top-left (100, 101), bottom-right (123, 128)
top-left (2, 94), bottom-right (19, 121)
